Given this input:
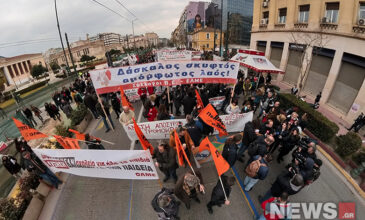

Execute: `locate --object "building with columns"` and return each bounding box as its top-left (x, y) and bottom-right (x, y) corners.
top-left (0, 53), bottom-right (46, 88)
top-left (250, 0), bottom-right (365, 123)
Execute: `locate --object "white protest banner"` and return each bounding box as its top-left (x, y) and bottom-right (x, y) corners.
top-left (124, 88), bottom-right (140, 102)
top-left (90, 61), bottom-right (239, 94)
top-left (123, 112), bottom-right (253, 141)
top-left (157, 50), bottom-right (192, 61)
top-left (209, 96), bottom-right (226, 109)
top-left (33, 149), bottom-right (159, 180)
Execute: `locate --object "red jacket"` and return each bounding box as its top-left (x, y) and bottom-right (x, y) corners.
top-left (138, 88), bottom-right (147, 96)
top-left (147, 87), bottom-right (154, 95)
top-left (261, 197), bottom-right (291, 220)
top-left (147, 107), bottom-right (157, 121)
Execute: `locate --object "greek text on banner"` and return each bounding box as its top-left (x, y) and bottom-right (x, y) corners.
top-left (33, 149), bottom-right (159, 180)
top-left (123, 112), bottom-right (253, 141)
top-left (90, 61), bottom-right (239, 94)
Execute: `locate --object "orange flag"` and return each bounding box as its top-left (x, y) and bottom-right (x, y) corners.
top-left (198, 104), bottom-right (228, 137)
top-left (12, 117), bottom-right (48, 141)
top-left (54, 135), bottom-right (80, 149)
top-left (198, 136), bottom-right (211, 153)
top-left (195, 89), bottom-right (204, 113)
top-left (120, 86), bottom-right (134, 111)
top-left (68, 129), bottom-right (101, 141)
top-left (174, 130), bottom-right (192, 167)
top-left (133, 118), bottom-right (153, 155)
top-left (207, 138), bottom-right (230, 176)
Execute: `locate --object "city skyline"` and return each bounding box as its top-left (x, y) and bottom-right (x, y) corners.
top-left (0, 0), bottom-right (191, 57)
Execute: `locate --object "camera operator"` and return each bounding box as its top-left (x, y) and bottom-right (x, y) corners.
top-left (293, 138), bottom-right (317, 161)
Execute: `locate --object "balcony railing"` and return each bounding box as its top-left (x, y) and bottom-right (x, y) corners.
top-left (259, 24), bottom-right (268, 29)
top-left (320, 23), bottom-right (338, 30)
top-left (274, 23), bottom-right (286, 29)
top-left (294, 23), bottom-right (308, 29)
top-left (353, 26), bottom-right (365, 34)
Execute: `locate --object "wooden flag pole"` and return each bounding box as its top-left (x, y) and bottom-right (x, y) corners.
top-left (96, 93), bottom-right (114, 131)
top-left (219, 175), bottom-right (228, 201)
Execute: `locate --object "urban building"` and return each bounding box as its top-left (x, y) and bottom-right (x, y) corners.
top-left (158, 38), bottom-right (169, 48)
top-left (121, 33), bottom-right (159, 49)
top-left (145, 33), bottom-right (159, 47)
top-left (212, 0), bottom-right (253, 45)
top-left (88, 33), bottom-right (123, 46)
top-left (250, 0), bottom-right (365, 123)
top-left (0, 53), bottom-right (46, 88)
top-left (192, 27), bottom-right (224, 51)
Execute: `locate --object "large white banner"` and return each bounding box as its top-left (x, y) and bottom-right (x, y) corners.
top-left (90, 61), bottom-right (239, 94)
top-left (33, 149), bottom-right (159, 180)
top-left (123, 112), bottom-right (253, 141)
top-left (157, 50), bottom-right (192, 61)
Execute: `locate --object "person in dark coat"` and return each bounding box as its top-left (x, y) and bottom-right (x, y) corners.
top-left (184, 115), bottom-right (202, 147)
top-left (277, 128), bottom-right (300, 163)
top-left (173, 86), bottom-right (184, 116)
top-left (2, 155), bottom-right (22, 178)
top-left (83, 91), bottom-right (99, 119)
top-left (260, 172), bottom-right (304, 202)
top-left (222, 134), bottom-right (242, 167)
top-left (300, 157), bottom-right (314, 182)
top-left (206, 175), bottom-right (235, 214)
top-left (174, 170), bottom-right (205, 210)
top-left (111, 94), bottom-right (121, 119)
top-left (182, 90), bottom-right (196, 116)
top-left (23, 107), bottom-right (37, 127)
top-left (157, 104), bottom-right (171, 120)
top-left (237, 121), bottom-right (257, 161)
top-left (153, 141), bottom-right (178, 183)
top-left (85, 134), bottom-right (105, 150)
top-left (96, 99), bottom-right (115, 132)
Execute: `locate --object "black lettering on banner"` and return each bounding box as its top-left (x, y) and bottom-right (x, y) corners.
top-left (215, 150), bottom-right (220, 158)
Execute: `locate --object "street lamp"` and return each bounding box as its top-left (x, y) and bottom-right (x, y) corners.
top-left (131, 18), bottom-right (137, 51)
top-left (54, 0), bottom-right (70, 76)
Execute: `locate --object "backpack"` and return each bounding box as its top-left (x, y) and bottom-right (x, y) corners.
top-left (245, 158), bottom-right (266, 178)
top-left (247, 142), bottom-right (259, 157)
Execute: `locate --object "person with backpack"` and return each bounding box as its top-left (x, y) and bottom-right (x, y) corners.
top-left (222, 134), bottom-right (243, 167)
top-left (247, 135), bottom-right (275, 166)
top-left (244, 155), bottom-right (270, 191)
top-left (206, 175), bottom-right (235, 214)
top-left (151, 188), bottom-right (181, 220)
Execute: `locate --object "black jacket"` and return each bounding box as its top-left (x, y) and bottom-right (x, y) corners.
top-left (222, 142), bottom-right (239, 167)
top-left (153, 147), bottom-right (178, 171)
top-left (182, 95), bottom-right (196, 116)
top-left (3, 156), bottom-right (21, 175)
top-left (84, 93), bottom-right (98, 109)
top-left (185, 121), bottom-right (202, 146)
top-left (210, 175), bottom-right (231, 203)
top-left (270, 171), bottom-right (303, 197)
top-left (242, 122), bottom-right (257, 147)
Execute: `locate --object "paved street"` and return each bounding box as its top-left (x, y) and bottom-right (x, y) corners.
top-left (41, 101), bottom-right (365, 220)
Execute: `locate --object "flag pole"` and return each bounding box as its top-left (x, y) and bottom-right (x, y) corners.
top-left (219, 175), bottom-right (228, 201)
top-left (96, 93), bottom-right (114, 131)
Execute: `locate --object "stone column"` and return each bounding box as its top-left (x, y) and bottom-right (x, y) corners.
top-left (345, 79), bottom-right (365, 122)
top-left (277, 42), bottom-right (290, 82)
top-left (320, 50), bottom-right (344, 105)
top-left (2, 66), bottom-right (13, 86)
top-left (265, 41), bottom-right (272, 59)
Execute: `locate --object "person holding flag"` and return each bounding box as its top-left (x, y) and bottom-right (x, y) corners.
top-left (152, 141), bottom-right (178, 183)
top-left (169, 126), bottom-right (195, 165)
top-left (206, 175), bottom-right (235, 214)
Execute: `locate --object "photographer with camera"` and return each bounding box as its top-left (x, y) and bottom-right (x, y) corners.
top-left (276, 128), bottom-right (300, 163)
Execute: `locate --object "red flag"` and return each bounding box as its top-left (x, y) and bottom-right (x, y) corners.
top-left (133, 118), bottom-right (154, 155)
top-left (198, 104), bottom-right (228, 136)
top-left (68, 129), bottom-right (101, 141)
top-left (120, 86), bottom-right (134, 111)
top-left (174, 131), bottom-right (192, 167)
top-left (195, 89), bottom-right (204, 113)
top-left (54, 135), bottom-right (80, 149)
top-left (207, 138), bottom-right (230, 176)
top-left (12, 117), bottom-right (48, 141)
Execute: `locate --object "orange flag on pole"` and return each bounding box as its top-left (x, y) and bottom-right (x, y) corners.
top-left (133, 118), bottom-right (153, 155)
top-left (12, 117), bottom-right (48, 141)
top-left (68, 129), bottom-right (101, 141)
top-left (120, 86), bottom-right (134, 111)
top-left (198, 104), bottom-right (228, 137)
top-left (195, 89), bottom-right (204, 113)
top-left (174, 130), bottom-right (192, 167)
top-left (198, 136), bottom-right (211, 153)
top-left (207, 138), bottom-right (230, 176)
top-left (54, 135), bottom-right (80, 149)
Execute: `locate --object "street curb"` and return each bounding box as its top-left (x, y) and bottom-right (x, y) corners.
top-left (304, 130), bottom-right (365, 199)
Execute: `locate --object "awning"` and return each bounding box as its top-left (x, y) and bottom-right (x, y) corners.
top-left (230, 50), bottom-right (285, 74)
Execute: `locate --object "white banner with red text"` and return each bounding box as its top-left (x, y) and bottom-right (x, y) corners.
top-left (123, 111), bottom-right (253, 141)
top-left (33, 149), bottom-right (159, 180)
top-left (90, 61), bottom-right (239, 94)
top-left (157, 50), bottom-right (192, 61)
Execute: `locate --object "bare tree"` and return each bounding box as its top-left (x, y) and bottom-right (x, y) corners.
top-left (289, 30), bottom-right (330, 96)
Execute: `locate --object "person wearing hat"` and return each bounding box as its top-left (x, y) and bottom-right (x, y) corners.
top-left (174, 170), bottom-right (205, 209)
top-left (153, 141), bottom-right (178, 183)
top-left (152, 188), bottom-right (181, 220)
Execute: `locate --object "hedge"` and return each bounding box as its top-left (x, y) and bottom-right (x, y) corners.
top-left (278, 93), bottom-right (339, 142)
top-left (335, 132), bottom-right (362, 157)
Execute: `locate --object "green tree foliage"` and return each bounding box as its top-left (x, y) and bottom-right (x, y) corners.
top-left (50, 62), bottom-right (60, 71)
top-left (335, 132), bottom-right (362, 157)
top-left (30, 64), bottom-right (47, 78)
top-left (80, 55), bottom-right (96, 63)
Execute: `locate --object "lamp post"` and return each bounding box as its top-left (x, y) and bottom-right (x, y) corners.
top-left (54, 0), bottom-right (70, 76)
top-left (213, 4), bottom-right (218, 54)
top-left (219, 0), bottom-right (223, 57)
top-left (132, 18), bottom-right (137, 51)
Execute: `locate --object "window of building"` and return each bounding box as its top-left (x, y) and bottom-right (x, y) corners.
top-left (206, 44), bottom-right (209, 48)
top-left (18, 63), bottom-right (24, 75)
top-left (278, 8), bottom-right (287, 24)
top-left (298, 5), bottom-right (310, 23)
top-left (7, 66), bottom-right (14, 78)
top-left (215, 33), bottom-right (218, 39)
top-left (206, 33), bottom-right (210, 39)
top-left (263, 11), bottom-right (269, 19)
top-left (77, 51), bottom-right (81, 57)
top-left (360, 2), bottom-right (365, 19)
top-left (325, 2), bottom-right (339, 23)
top-left (12, 64), bottom-right (19, 76)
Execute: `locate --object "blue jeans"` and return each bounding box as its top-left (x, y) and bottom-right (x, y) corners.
top-left (102, 114), bottom-right (115, 131)
top-left (40, 168), bottom-right (62, 188)
top-left (237, 143), bottom-right (248, 158)
top-left (243, 176), bottom-right (259, 191)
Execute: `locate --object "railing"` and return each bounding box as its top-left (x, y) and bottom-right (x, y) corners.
top-left (320, 23), bottom-right (338, 30)
top-left (353, 26), bottom-right (365, 34)
top-left (274, 23), bottom-right (286, 29)
top-left (294, 23), bottom-right (308, 29)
